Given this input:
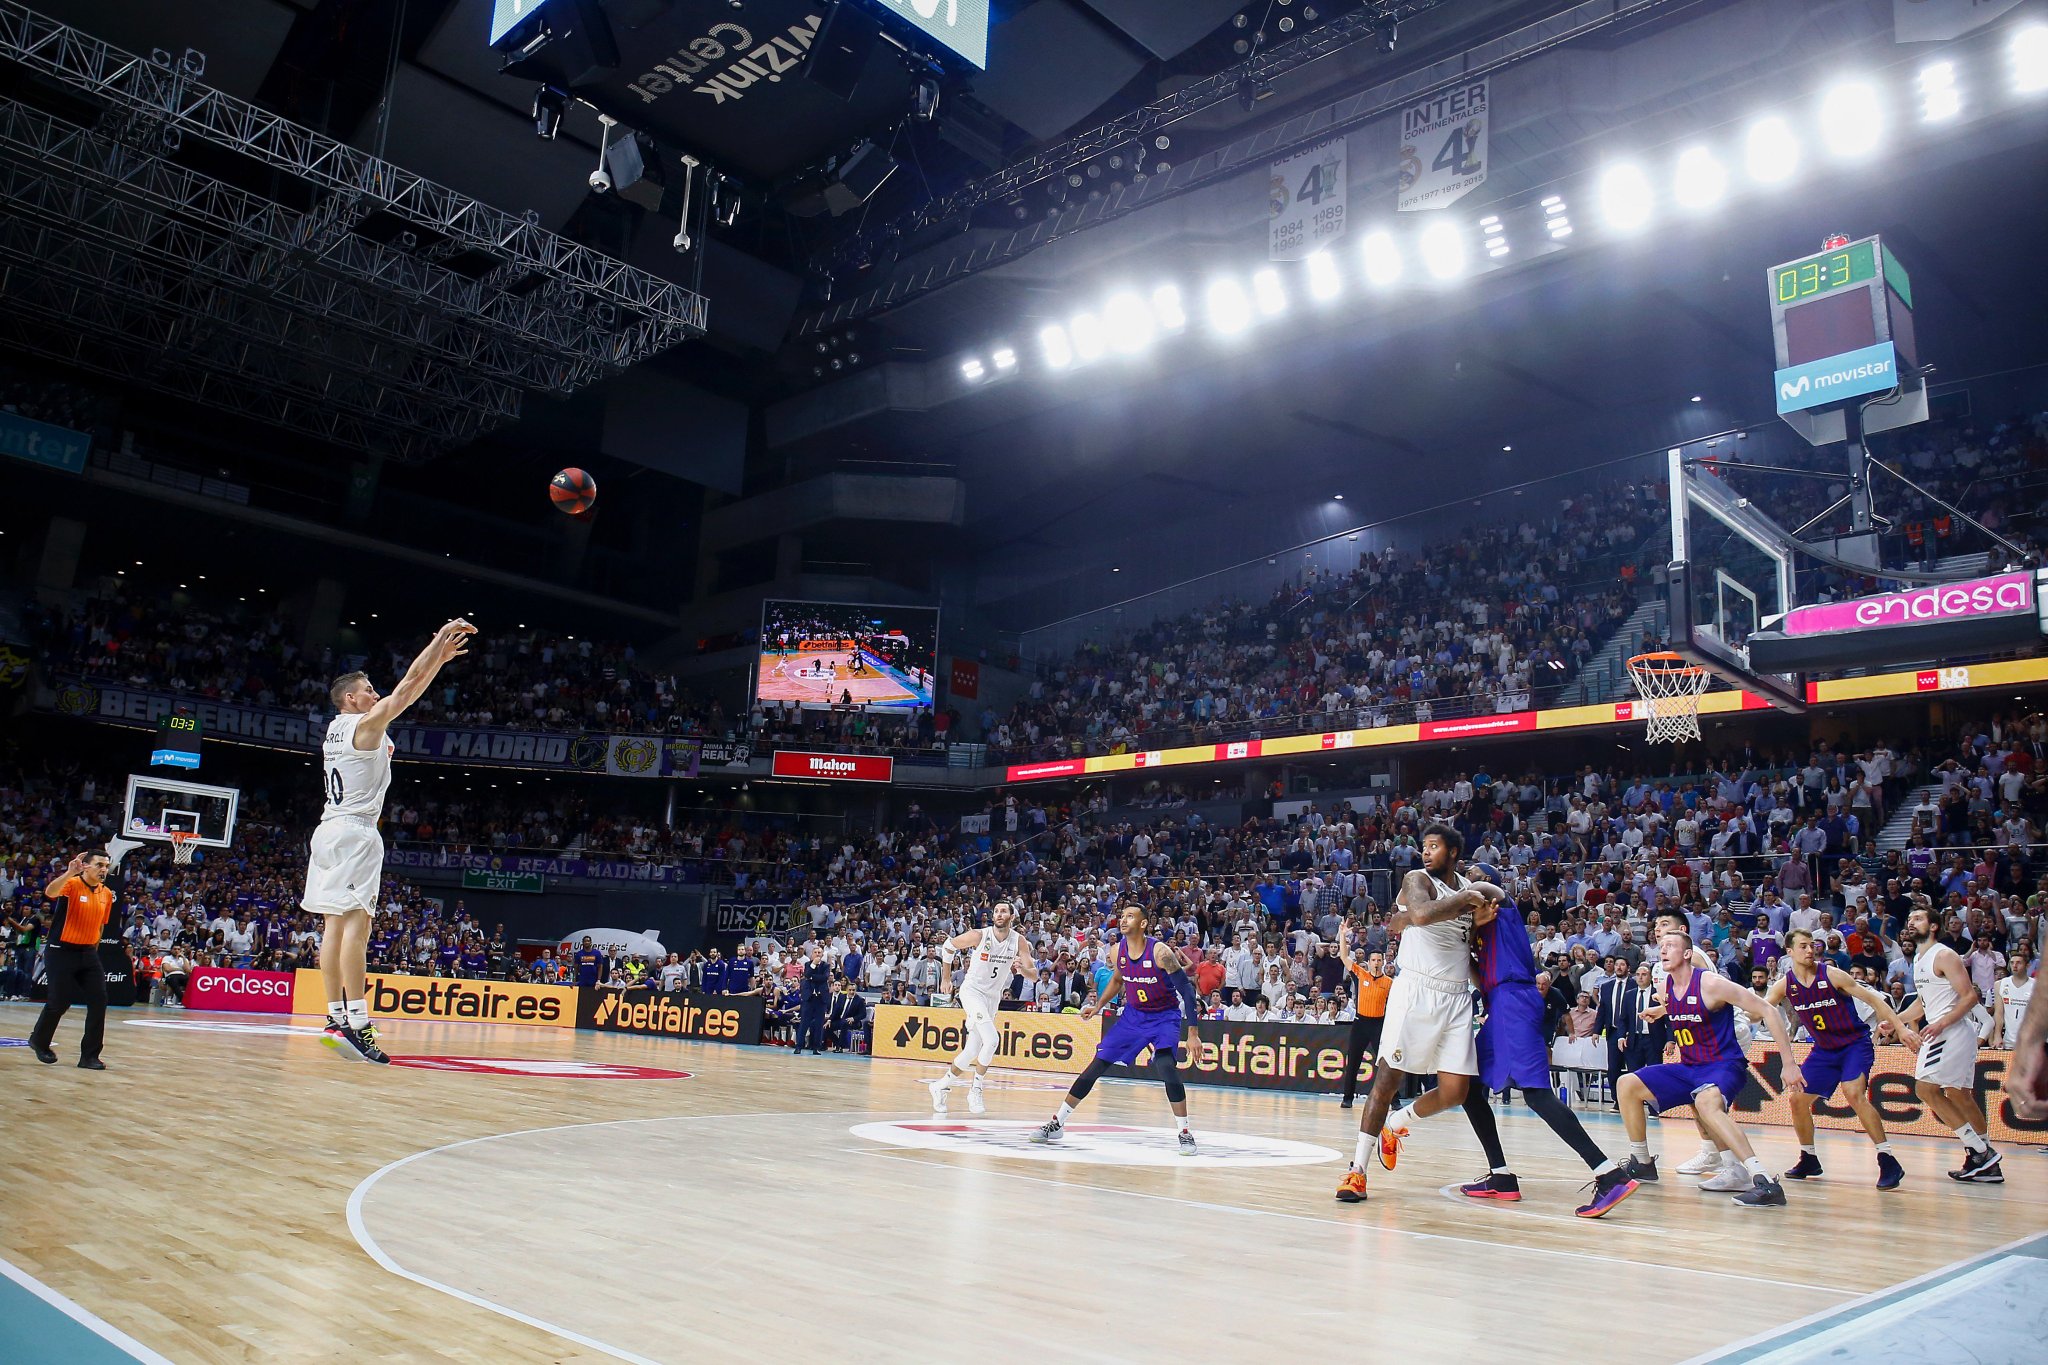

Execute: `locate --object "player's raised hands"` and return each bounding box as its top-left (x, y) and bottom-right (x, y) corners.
top-left (431, 618), bottom-right (477, 663)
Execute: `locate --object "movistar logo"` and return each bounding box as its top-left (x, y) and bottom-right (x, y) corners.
top-left (1774, 342), bottom-right (1898, 415)
top-left (1780, 375), bottom-right (1810, 401)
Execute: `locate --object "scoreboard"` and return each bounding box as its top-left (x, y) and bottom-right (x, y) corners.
top-left (151, 712), bottom-right (202, 770)
top-left (1768, 234), bottom-right (1923, 445)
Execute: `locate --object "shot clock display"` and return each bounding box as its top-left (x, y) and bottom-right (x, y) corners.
top-left (1772, 240), bottom-right (1876, 305)
top-left (151, 712), bottom-right (202, 770)
top-left (1768, 233), bottom-right (1917, 414)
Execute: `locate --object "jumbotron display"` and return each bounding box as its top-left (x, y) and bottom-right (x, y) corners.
top-left (755, 599), bottom-right (937, 711)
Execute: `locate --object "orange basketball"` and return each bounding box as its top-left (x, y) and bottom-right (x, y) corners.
top-left (549, 467), bottom-right (595, 514)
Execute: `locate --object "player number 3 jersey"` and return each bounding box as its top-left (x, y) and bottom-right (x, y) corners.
top-left (321, 712), bottom-right (392, 822)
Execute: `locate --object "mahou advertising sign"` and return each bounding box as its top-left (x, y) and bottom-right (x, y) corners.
top-left (182, 967), bottom-right (297, 1014)
top-left (770, 750), bottom-right (894, 783)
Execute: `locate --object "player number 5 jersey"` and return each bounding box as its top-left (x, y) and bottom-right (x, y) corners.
top-left (321, 712), bottom-right (392, 822)
top-left (959, 928), bottom-right (1022, 997)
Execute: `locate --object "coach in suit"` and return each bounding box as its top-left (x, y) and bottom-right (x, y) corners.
top-left (1598, 962), bottom-right (1668, 1104)
top-left (826, 976), bottom-right (868, 1052)
top-left (795, 943), bottom-right (832, 1055)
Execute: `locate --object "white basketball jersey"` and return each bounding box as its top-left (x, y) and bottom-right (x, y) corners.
top-left (960, 927), bottom-right (1022, 998)
top-left (1912, 943), bottom-right (1961, 1023)
top-left (321, 712), bottom-right (393, 822)
top-left (1399, 871), bottom-right (1474, 979)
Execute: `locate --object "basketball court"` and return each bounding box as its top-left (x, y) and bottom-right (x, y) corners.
top-left (2, 1009), bottom-right (2040, 1364)
top-left (756, 648), bottom-right (930, 708)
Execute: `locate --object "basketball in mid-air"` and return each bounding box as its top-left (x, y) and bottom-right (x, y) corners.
top-left (549, 467), bottom-right (596, 514)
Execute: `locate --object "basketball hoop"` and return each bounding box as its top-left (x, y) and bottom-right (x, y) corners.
top-left (168, 832), bottom-right (200, 865)
top-left (1626, 652), bottom-right (1712, 744)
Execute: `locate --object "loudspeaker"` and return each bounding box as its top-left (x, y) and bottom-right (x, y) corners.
top-left (821, 139), bottom-right (897, 216)
top-left (605, 131), bottom-right (666, 213)
top-left (802, 1), bottom-right (884, 102)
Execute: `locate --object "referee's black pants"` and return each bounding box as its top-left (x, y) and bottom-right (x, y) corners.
top-left (1341, 1013), bottom-right (1384, 1104)
top-left (30, 944), bottom-right (107, 1062)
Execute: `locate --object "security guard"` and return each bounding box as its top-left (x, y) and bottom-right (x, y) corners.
top-left (31, 850), bottom-right (117, 1069)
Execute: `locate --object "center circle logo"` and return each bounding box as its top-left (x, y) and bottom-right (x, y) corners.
top-left (850, 1120), bottom-right (1341, 1168)
top-left (386, 1056), bottom-right (691, 1079)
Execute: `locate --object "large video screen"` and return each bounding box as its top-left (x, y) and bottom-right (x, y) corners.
top-left (756, 599), bottom-right (938, 712)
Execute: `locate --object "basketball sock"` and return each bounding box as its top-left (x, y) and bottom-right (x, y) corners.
top-left (1389, 1102), bottom-right (1417, 1130)
top-left (346, 1000), bottom-right (370, 1030)
top-left (1955, 1124), bottom-right (1989, 1153)
top-left (1055, 1102), bottom-right (1074, 1125)
top-left (1630, 1141), bottom-right (1652, 1162)
top-left (1178, 1117), bottom-right (1192, 1135)
top-left (1696, 1140), bottom-right (1720, 1159)
top-left (1355, 1133), bottom-right (1373, 1170)
top-left (1592, 1158), bottom-right (1619, 1177)
top-left (1743, 1156), bottom-right (1768, 1179)
top-left (327, 1000), bottom-right (346, 1022)
top-left (933, 1073), bottom-right (955, 1091)
top-left (1875, 1141), bottom-right (1894, 1155)
top-left (1799, 1144), bottom-right (1817, 1156)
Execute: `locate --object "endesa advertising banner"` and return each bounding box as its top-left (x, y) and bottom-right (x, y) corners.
top-left (770, 750), bottom-right (894, 782)
top-left (1734, 1043), bottom-right (2043, 1145)
top-left (289, 970), bottom-right (575, 1028)
top-left (872, 1004), bottom-right (1097, 1074)
top-left (184, 967), bottom-right (297, 1014)
top-left (578, 989), bottom-right (764, 1045)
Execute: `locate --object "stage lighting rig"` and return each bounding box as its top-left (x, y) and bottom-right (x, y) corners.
top-left (531, 84), bottom-right (567, 140)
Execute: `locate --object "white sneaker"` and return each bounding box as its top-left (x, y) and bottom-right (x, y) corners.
top-left (927, 1078), bottom-right (949, 1114)
top-left (966, 1083), bottom-right (986, 1115)
top-left (1698, 1163), bottom-right (1752, 1192)
top-left (1677, 1146), bottom-right (1723, 1176)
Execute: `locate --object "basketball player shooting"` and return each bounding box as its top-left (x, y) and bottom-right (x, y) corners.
top-left (928, 900), bottom-right (1038, 1115)
top-left (1337, 824), bottom-right (1485, 1204)
top-left (304, 618), bottom-right (475, 1063)
top-left (1033, 904), bottom-right (1203, 1156)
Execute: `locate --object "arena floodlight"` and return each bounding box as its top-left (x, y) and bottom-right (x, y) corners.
top-left (991, 346), bottom-right (1017, 371)
top-left (2015, 24), bottom-right (2048, 95)
top-left (1478, 214), bottom-right (1507, 259)
top-left (1918, 61), bottom-right (1961, 122)
top-left (1039, 324), bottom-right (1074, 369)
top-left (1673, 146), bottom-right (1727, 211)
top-left (1251, 268), bottom-right (1287, 316)
top-left (1818, 81), bottom-right (1884, 159)
top-left (1151, 284), bottom-right (1188, 332)
top-left (1359, 229), bottom-right (1402, 286)
top-left (1206, 278), bottom-right (1253, 335)
top-left (1745, 115), bottom-right (1800, 185)
top-left (1103, 292), bottom-right (1155, 353)
top-left (1419, 220), bottom-right (1466, 280)
top-left (961, 358), bottom-right (986, 381)
top-left (1070, 311), bottom-right (1107, 362)
top-left (1305, 249), bottom-right (1341, 301)
top-left (1598, 163), bottom-right (1654, 232)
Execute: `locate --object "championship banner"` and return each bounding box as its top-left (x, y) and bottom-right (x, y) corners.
top-left (1734, 1042), bottom-right (2043, 1145)
top-left (871, 1004), bottom-right (1098, 1074)
top-left (948, 657), bottom-right (980, 700)
top-left (1110, 1019), bottom-right (1366, 1093)
top-left (959, 813), bottom-right (991, 834)
top-left (289, 969), bottom-right (576, 1028)
top-left (578, 988), bottom-right (764, 1045)
top-left (1397, 78), bottom-right (1488, 211)
top-left (1269, 137), bottom-right (1347, 260)
top-left (183, 966), bottom-right (297, 1014)
top-left (386, 847), bottom-right (701, 887)
top-left (44, 679), bottom-right (705, 777)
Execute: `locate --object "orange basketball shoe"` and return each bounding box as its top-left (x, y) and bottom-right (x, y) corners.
top-left (1378, 1125), bottom-right (1408, 1171)
top-left (1335, 1168), bottom-right (1369, 1203)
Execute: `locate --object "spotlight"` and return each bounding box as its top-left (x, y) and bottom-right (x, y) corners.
top-left (1040, 325), bottom-right (1074, 369)
top-left (1206, 278), bottom-right (1253, 335)
top-left (1154, 134), bottom-right (1172, 150)
top-left (1377, 22), bottom-right (1397, 53)
top-left (1237, 76), bottom-right (1273, 112)
top-left (1305, 249), bottom-right (1341, 301)
top-left (2015, 24), bottom-right (2048, 95)
top-left (1598, 163), bottom-right (1653, 232)
top-left (1360, 230), bottom-right (1402, 286)
top-left (1919, 61), bottom-right (1961, 121)
top-left (1103, 292), bottom-right (1155, 353)
top-left (1278, 17), bottom-right (1294, 32)
top-left (1419, 220), bottom-right (1466, 280)
top-left (531, 85), bottom-right (568, 140)
top-left (913, 77), bottom-right (941, 123)
top-left (1067, 173), bottom-right (1084, 188)
top-left (1478, 213), bottom-right (1508, 259)
top-left (1541, 194), bottom-right (1572, 239)
top-left (1818, 81), bottom-right (1883, 158)
top-left (1251, 268), bottom-right (1287, 315)
top-left (1673, 146), bottom-right (1727, 210)
top-left (992, 346), bottom-right (1017, 371)
top-left (1086, 163), bottom-right (1102, 179)
top-left (961, 358), bottom-right (986, 381)
top-left (1745, 115), bottom-right (1800, 184)
top-left (1151, 284), bottom-right (1187, 332)
top-left (1070, 311), bottom-right (1107, 362)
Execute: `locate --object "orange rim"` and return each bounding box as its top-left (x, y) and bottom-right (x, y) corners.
top-left (1625, 651), bottom-right (1707, 678)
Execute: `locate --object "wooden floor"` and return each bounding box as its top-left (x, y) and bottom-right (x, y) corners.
top-left (2, 1003), bottom-right (2041, 1364)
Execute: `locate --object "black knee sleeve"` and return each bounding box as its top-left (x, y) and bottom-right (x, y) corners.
top-left (1068, 1056), bottom-right (1112, 1102)
top-left (1151, 1050), bottom-right (1187, 1104)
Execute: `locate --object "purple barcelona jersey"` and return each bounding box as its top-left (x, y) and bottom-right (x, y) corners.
top-left (1474, 901), bottom-right (1536, 995)
top-left (1117, 936), bottom-right (1178, 1013)
top-left (1784, 967), bottom-right (1866, 1050)
top-left (1665, 967), bottom-right (1740, 1065)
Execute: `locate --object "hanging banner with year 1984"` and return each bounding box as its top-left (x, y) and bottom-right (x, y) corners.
top-left (1398, 78), bottom-right (1488, 212)
top-left (1268, 138), bottom-right (1346, 261)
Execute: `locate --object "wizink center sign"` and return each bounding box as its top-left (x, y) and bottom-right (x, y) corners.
top-left (1774, 341), bottom-right (1897, 414)
top-left (1774, 570), bottom-right (2035, 637)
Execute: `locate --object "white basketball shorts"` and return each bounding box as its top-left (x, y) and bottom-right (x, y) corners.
top-left (1378, 971), bottom-right (1478, 1077)
top-left (1912, 1017), bottom-right (1981, 1091)
top-left (300, 818), bottom-right (383, 916)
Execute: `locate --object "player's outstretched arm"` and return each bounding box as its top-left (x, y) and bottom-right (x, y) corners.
top-left (1707, 975), bottom-right (1803, 1096)
top-left (1830, 966), bottom-right (1918, 1049)
top-left (1396, 868), bottom-right (1479, 927)
top-left (357, 619), bottom-right (475, 747)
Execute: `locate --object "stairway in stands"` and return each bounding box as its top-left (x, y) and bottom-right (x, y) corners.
top-left (1875, 783), bottom-right (1942, 852)
top-left (1558, 598), bottom-right (1669, 707)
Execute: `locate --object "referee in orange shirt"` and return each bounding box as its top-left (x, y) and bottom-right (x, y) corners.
top-left (1339, 921), bottom-right (1393, 1109)
top-left (30, 850), bottom-right (116, 1069)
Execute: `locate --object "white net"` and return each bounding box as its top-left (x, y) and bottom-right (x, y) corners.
top-left (169, 834), bottom-right (200, 865)
top-left (1628, 656), bottom-right (1712, 744)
